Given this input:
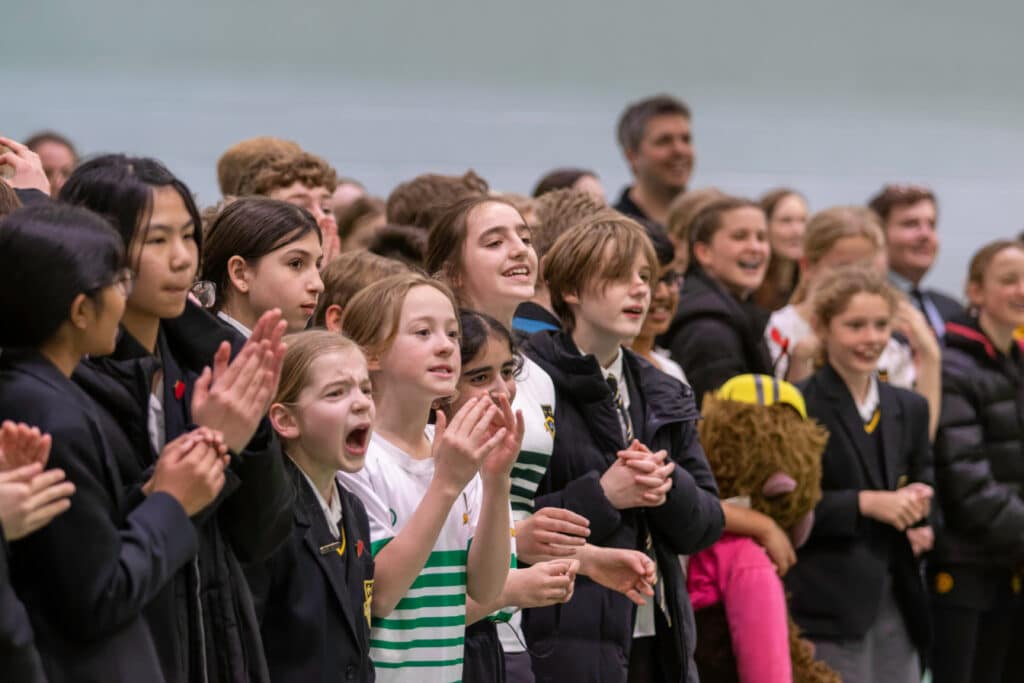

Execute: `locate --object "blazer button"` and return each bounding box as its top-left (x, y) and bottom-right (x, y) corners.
top-left (345, 664), bottom-right (356, 680)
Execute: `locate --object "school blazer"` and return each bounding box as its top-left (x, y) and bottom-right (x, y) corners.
top-left (0, 350), bottom-right (199, 683)
top-left (786, 364), bottom-right (933, 652)
top-left (246, 458), bottom-right (376, 683)
top-left (1, 531), bottom-right (46, 683)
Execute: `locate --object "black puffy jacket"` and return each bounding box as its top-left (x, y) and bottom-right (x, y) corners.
top-left (932, 315), bottom-right (1024, 568)
top-left (663, 266), bottom-right (772, 407)
top-left (523, 331), bottom-right (723, 683)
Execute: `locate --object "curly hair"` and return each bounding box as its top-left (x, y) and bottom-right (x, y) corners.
top-left (532, 188), bottom-right (606, 263)
top-left (236, 150), bottom-right (338, 197)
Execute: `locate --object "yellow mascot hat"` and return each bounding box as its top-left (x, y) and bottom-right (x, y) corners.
top-left (716, 374), bottom-right (807, 420)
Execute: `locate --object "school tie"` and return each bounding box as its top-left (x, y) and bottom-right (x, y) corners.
top-left (911, 288), bottom-right (946, 338)
top-left (608, 376), bottom-right (670, 625)
top-left (607, 375), bottom-right (634, 443)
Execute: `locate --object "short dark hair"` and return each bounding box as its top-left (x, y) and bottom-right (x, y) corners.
top-left (532, 168), bottom-right (599, 198)
top-left (367, 224), bottom-right (428, 269)
top-left (24, 130), bottom-right (78, 161)
top-left (640, 218), bottom-right (675, 267)
top-left (867, 184), bottom-right (938, 224)
top-left (200, 197), bottom-right (321, 312)
top-left (336, 196), bottom-right (385, 241)
top-left (60, 154), bottom-right (203, 259)
top-left (0, 204), bottom-right (124, 348)
top-left (458, 309), bottom-right (523, 379)
top-left (616, 95), bottom-right (691, 154)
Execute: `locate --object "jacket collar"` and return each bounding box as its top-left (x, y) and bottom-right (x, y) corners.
top-left (284, 458), bottom-right (365, 644)
top-left (816, 363), bottom-right (902, 489)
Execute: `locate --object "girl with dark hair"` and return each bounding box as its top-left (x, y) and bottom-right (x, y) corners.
top-left (531, 167), bottom-right (605, 202)
top-left (200, 197), bottom-right (324, 335)
top-left (60, 155), bottom-right (294, 683)
top-left (929, 240), bottom-right (1024, 683)
top-left (0, 204), bottom-right (229, 682)
top-left (451, 309), bottom-right (580, 683)
top-left (663, 196), bottom-right (773, 405)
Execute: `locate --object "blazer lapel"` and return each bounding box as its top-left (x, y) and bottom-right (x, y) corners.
top-left (878, 384), bottom-right (904, 491)
top-left (821, 365), bottom-right (885, 490)
top-left (296, 472), bottom-right (365, 647)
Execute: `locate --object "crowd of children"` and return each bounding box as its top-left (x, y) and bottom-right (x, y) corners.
top-left (0, 91), bottom-right (1022, 683)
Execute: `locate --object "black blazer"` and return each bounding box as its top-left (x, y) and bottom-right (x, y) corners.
top-left (786, 364), bottom-right (933, 652)
top-left (0, 350), bottom-right (198, 683)
top-left (246, 458), bottom-right (375, 683)
top-left (1, 531), bottom-right (45, 683)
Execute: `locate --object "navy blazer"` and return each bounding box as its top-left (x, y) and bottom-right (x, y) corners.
top-left (246, 458), bottom-right (375, 683)
top-left (0, 350), bottom-right (198, 683)
top-left (787, 364), bottom-right (933, 652)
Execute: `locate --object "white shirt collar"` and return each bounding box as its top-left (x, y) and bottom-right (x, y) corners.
top-left (290, 456), bottom-right (343, 539)
top-left (217, 310), bottom-right (252, 339)
top-left (855, 375), bottom-right (880, 424)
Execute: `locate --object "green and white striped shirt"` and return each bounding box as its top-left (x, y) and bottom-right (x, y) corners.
top-left (339, 427), bottom-right (478, 683)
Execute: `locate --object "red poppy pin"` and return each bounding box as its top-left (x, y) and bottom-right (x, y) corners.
top-left (356, 539), bottom-right (365, 558)
top-left (174, 380), bottom-right (186, 400)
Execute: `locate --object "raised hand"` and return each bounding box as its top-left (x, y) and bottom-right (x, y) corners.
top-left (431, 397), bottom-right (505, 494)
top-left (192, 309), bottom-right (288, 452)
top-left (515, 507), bottom-right (590, 563)
top-left (0, 420), bottom-right (52, 471)
top-left (0, 136), bottom-right (50, 194)
top-left (579, 545), bottom-right (656, 606)
top-left (479, 393), bottom-right (525, 484)
top-left (148, 428), bottom-right (230, 516)
top-left (0, 463), bottom-right (76, 540)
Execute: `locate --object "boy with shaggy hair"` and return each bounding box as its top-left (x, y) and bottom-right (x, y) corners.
top-left (216, 136), bottom-right (302, 198)
top-left (236, 149), bottom-right (341, 262)
top-left (523, 213), bottom-right (723, 683)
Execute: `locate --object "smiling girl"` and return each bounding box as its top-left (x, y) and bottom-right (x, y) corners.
top-left (786, 266), bottom-right (933, 683)
top-left (200, 197), bottom-right (324, 335)
top-left (663, 196), bottom-right (773, 405)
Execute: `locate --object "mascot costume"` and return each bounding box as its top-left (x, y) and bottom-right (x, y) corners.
top-left (688, 374), bottom-right (839, 683)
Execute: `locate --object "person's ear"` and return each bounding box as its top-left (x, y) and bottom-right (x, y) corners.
top-left (693, 240), bottom-right (712, 268)
top-left (226, 255), bottom-right (252, 294)
top-left (67, 293), bottom-right (93, 332)
top-left (966, 280), bottom-right (984, 310)
top-left (562, 290), bottom-right (580, 306)
top-left (324, 304), bottom-right (344, 332)
top-left (268, 403), bottom-right (300, 440)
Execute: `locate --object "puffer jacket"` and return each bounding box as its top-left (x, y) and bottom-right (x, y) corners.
top-left (523, 330), bottom-right (724, 683)
top-left (932, 314), bottom-right (1024, 568)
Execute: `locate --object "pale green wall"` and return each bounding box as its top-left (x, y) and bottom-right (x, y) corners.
top-left (5, 0), bottom-right (1024, 292)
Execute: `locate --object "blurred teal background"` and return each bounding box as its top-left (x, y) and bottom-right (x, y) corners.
top-left (5, 0), bottom-right (1024, 293)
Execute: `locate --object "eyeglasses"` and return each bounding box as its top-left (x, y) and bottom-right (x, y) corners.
top-left (658, 269), bottom-right (685, 289)
top-left (87, 268), bottom-right (134, 298)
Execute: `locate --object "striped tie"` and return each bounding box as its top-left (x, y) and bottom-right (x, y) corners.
top-left (607, 375), bottom-right (633, 443)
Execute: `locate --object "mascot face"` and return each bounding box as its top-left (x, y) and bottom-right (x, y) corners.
top-left (698, 377), bottom-right (828, 548)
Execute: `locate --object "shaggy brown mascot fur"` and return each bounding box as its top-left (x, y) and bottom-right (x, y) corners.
top-left (694, 390), bottom-right (840, 683)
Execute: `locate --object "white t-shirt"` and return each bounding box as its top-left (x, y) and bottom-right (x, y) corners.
top-left (652, 348), bottom-right (689, 385)
top-left (501, 356), bottom-right (557, 654)
top-left (765, 304), bottom-right (916, 390)
top-left (338, 427), bottom-right (480, 683)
